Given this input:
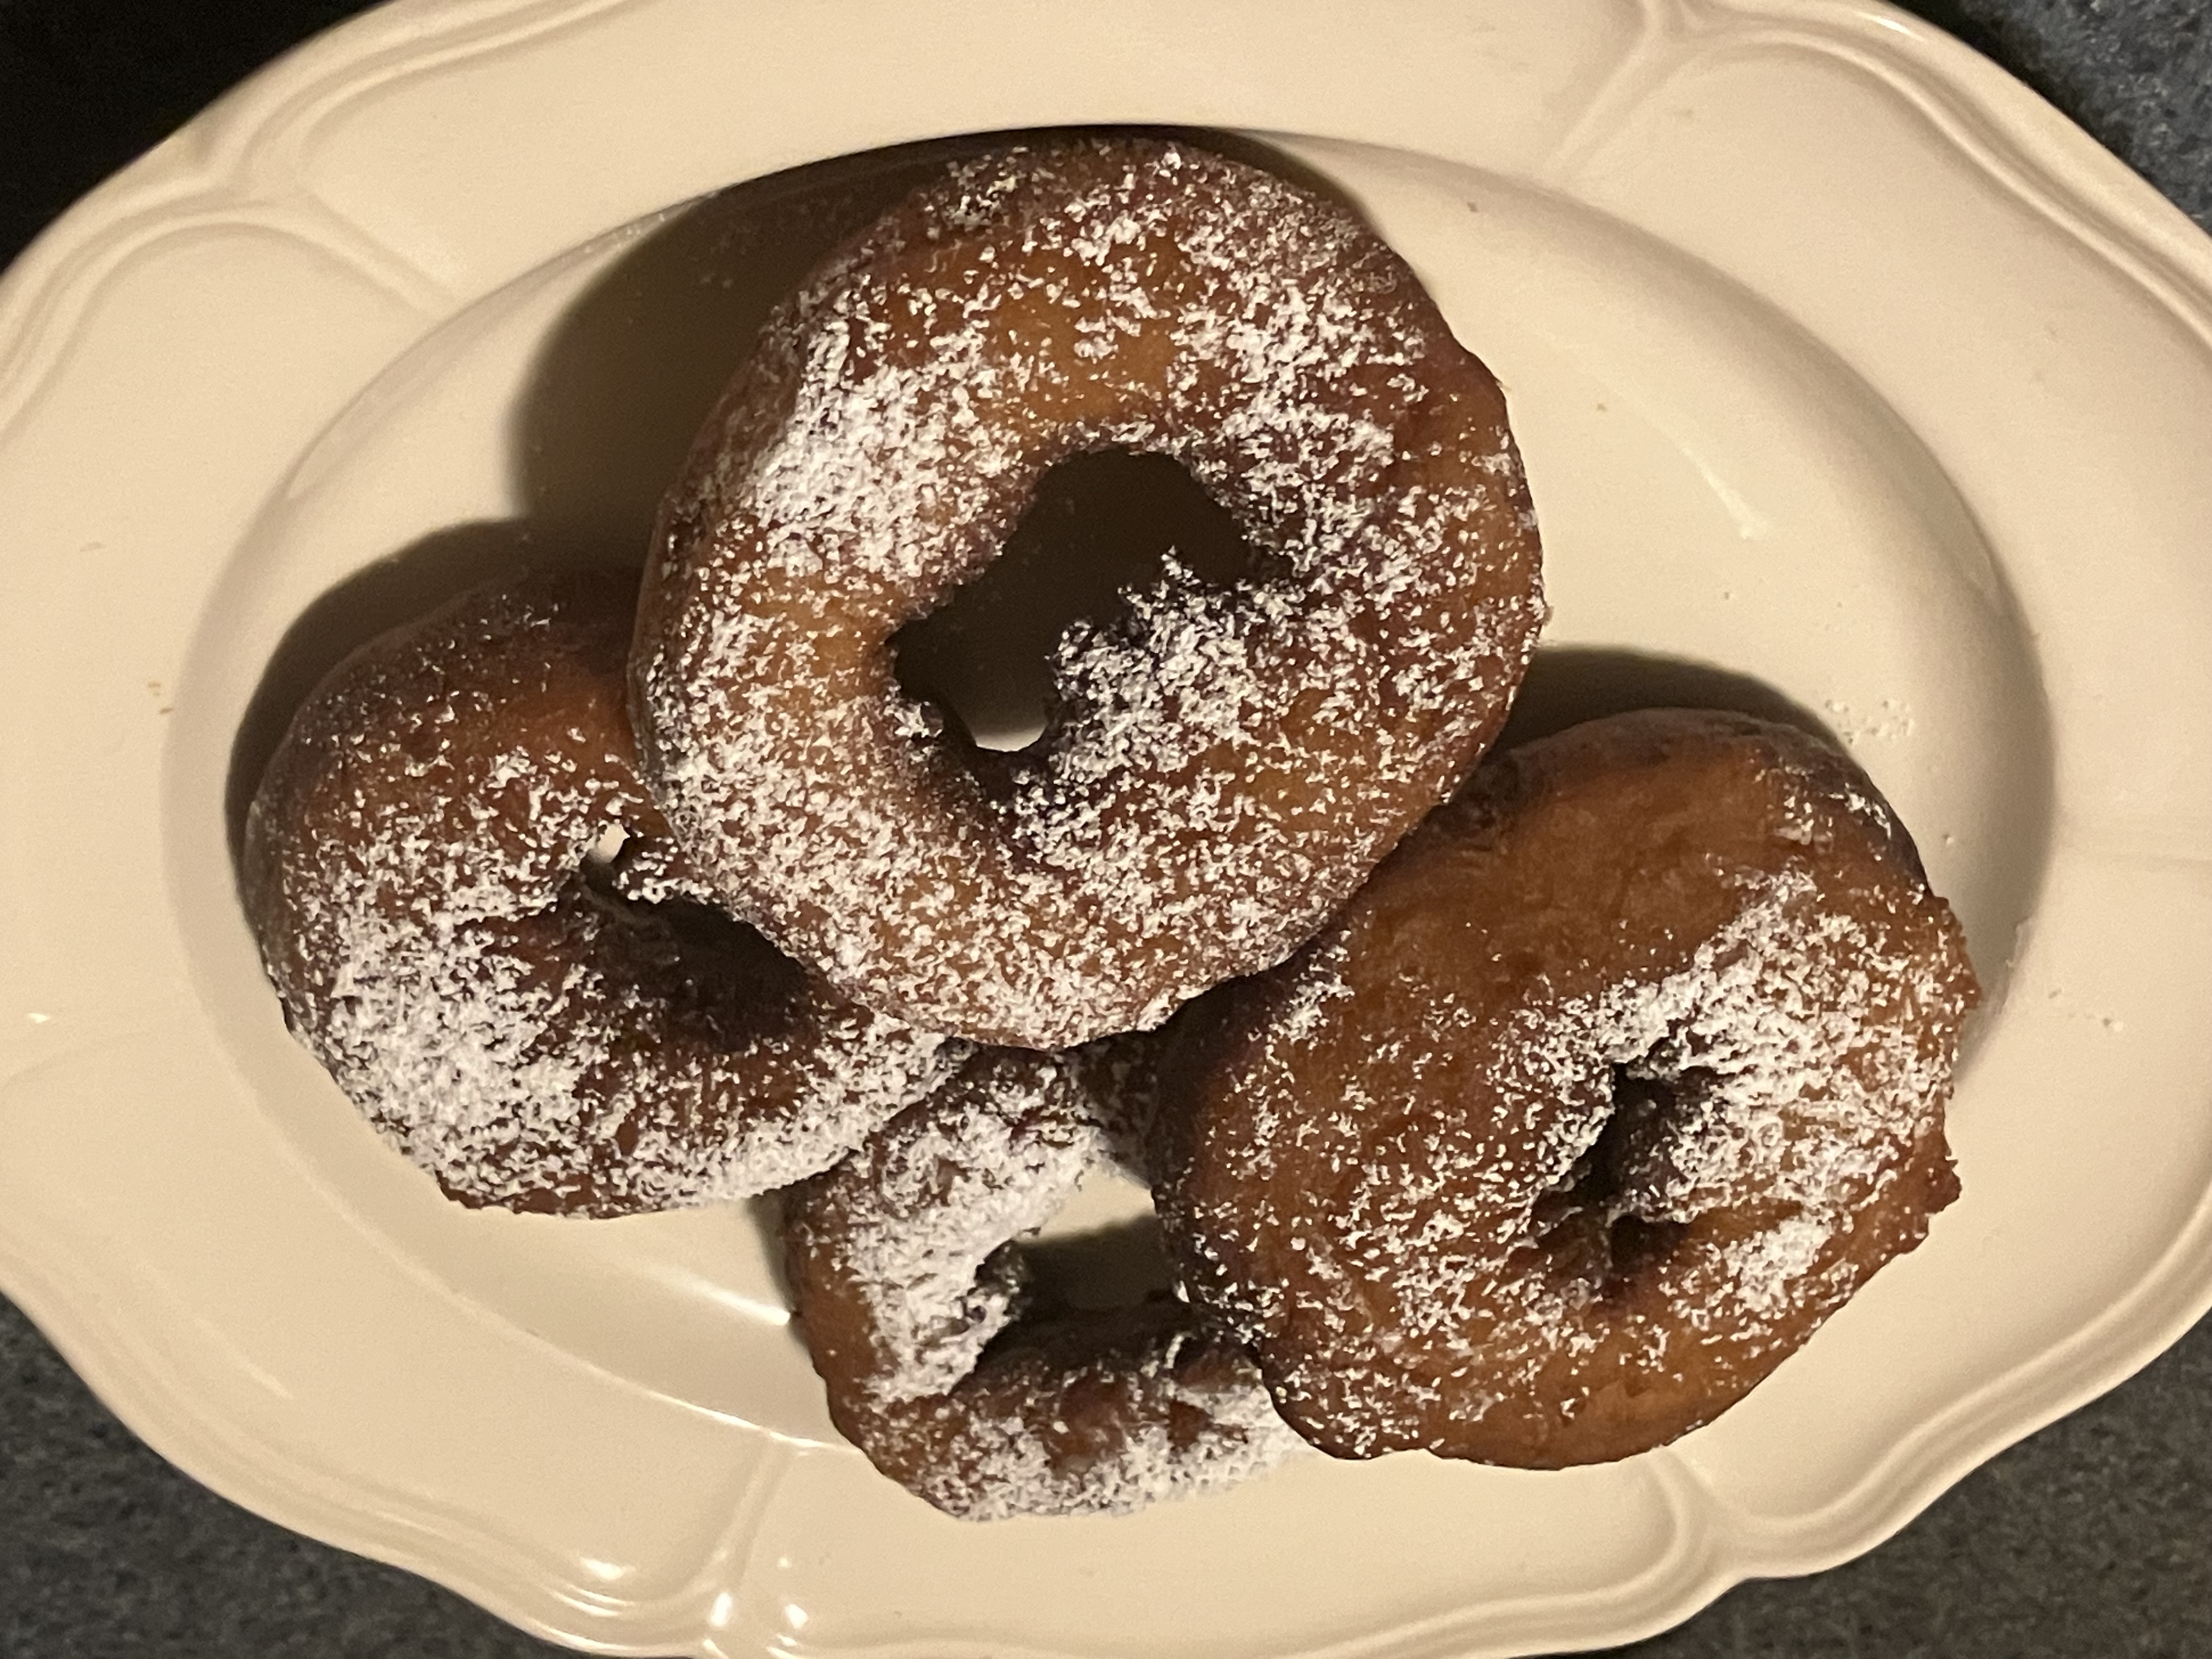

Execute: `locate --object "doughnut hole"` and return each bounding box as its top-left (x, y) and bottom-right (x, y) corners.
top-left (1019, 1175), bottom-right (1181, 1314)
top-left (1525, 1068), bottom-right (1701, 1302)
top-left (889, 448), bottom-right (1269, 754)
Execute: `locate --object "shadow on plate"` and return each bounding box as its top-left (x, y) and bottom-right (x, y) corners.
top-left (223, 125), bottom-right (1367, 855)
top-left (1494, 646), bottom-right (1843, 754)
top-left (1022, 1214), bottom-right (1181, 1314)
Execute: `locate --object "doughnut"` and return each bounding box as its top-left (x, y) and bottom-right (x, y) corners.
top-left (633, 136), bottom-right (1545, 1048)
top-left (1151, 709), bottom-right (1978, 1467)
top-left (782, 1046), bottom-right (1301, 1519)
top-left (241, 572), bottom-right (956, 1216)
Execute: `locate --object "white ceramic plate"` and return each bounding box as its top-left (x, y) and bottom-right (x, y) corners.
top-left (3, 1), bottom-right (2210, 1653)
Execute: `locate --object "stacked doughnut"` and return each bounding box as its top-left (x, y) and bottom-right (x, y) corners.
top-left (244, 137), bottom-right (1976, 1521)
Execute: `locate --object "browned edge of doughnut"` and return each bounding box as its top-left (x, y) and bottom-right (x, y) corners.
top-left (241, 571), bottom-right (952, 1216)
top-left (1149, 708), bottom-right (1979, 1468)
top-left (629, 134), bottom-right (1546, 1049)
top-left (781, 1048), bottom-right (1299, 1519)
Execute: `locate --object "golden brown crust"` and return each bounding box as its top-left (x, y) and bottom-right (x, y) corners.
top-left (1153, 709), bottom-right (1978, 1467)
top-left (633, 136), bottom-right (1545, 1048)
top-left (783, 1049), bottom-right (1301, 1519)
top-left (241, 573), bottom-right (954, 1215)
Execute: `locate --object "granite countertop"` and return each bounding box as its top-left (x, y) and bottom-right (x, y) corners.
top-left (3, 1), bottom-right (2208, 1654)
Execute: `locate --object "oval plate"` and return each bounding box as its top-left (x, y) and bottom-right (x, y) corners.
top-left (2, 1), bottom-right (2209, 1654)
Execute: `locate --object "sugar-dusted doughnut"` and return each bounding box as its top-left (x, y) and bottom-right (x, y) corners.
top-left (782, 1047), bottom-right (1301, 1519)
top-left (242, 572), bottom-right (955, 1216)
top-left (1153, 710), bottom-right (1978, 1467)
top-left (633, 136), bottom-right (1545, 1048)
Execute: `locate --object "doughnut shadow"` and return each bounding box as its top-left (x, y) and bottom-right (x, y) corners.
top-left (1493, 646), bottom-right (1843, 755)
top-left (225, 125), bottom-right (1343, 862)
top-left (221, 151), bottom-right (941, 864)
top-left (1020, 1212), bottom-right (1181, 1313)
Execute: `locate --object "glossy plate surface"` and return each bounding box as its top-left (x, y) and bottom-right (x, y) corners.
top-left (2, 1), bottom-right (2209, 1654)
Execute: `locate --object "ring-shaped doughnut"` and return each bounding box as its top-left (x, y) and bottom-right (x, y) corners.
top-left (242, 573), bottom-right (956, 1216)
top-left (782, 1047), bottom-right (1300, 1519)
top-left (633, 137), bottom-right (1546, 1048)
top-left (1152, 710), bottom-right (1978, 1466)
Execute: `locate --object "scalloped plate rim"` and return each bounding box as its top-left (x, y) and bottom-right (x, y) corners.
top-left (2, 0), bottom-right (2210, 1654)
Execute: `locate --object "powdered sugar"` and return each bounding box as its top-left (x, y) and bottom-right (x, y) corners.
top-left (826, 1052), bottom-right (1108, 1404)
top-left (866, 1325), bottom-right (1307, 1523)
top-left (635, 137), bottom-right (1544, 1047)
top-left (243, 577), bottom-right (957, 1216)
top-left (786, 1047), bottom-right (1301, 1518)
top-left (1160, 712), bottom-right (1977, 1462)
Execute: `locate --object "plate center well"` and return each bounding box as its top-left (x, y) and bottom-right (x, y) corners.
top-left (174, 134), bottom-right (2049, 1437)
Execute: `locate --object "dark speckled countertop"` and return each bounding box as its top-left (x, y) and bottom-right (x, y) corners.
top-left (3, 2), bottom-right (2209, 1654)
